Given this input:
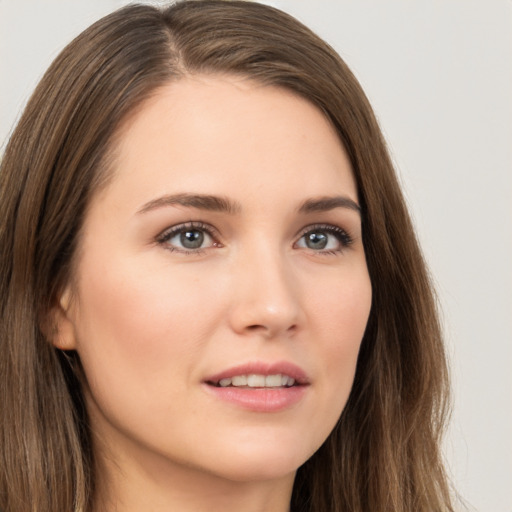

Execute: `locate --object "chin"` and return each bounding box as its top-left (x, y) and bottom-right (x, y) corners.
top-left (205, 456), bottom-right (301, 484)
top-left (195, 430), bottom-right (321, 483)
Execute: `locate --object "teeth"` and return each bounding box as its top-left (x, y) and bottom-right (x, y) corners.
top-left (265, 374), bottom-right (282, 387)
top-left (216, 374), bottom-right (296, 388)
top-left (280, 375), bottom-right (295, 387)
top-left (247, 374), bottom-right (265, 387)
top-left (232, 375), bottom-right (247, 386)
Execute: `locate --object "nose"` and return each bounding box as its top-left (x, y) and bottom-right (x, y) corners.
top-left (228, 246), bottom-right (302, 339)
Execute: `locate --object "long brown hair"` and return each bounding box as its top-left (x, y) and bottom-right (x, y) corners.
top-left (0, 2), bottom-right (453, 510)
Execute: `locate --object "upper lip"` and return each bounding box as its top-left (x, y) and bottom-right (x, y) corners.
top-left (204, 361), bottom-right (309, 386)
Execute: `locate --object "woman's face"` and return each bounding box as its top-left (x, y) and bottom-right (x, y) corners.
top-left (56, 76), bottom-right (372, 485)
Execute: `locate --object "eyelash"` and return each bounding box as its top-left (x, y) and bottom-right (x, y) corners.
top-left (156, 221), bottom-right (354, 255)
top-left (156, 221), bottom-right (219, 255)
top-left (296, 224), bottom-right (354, 255)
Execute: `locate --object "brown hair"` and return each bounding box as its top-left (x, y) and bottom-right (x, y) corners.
top-left (0, 1), bottom-right (453, 511)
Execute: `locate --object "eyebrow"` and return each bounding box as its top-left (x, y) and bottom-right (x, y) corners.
top-left (137, 193), bottom-right (242, 215)
top-left (137, 193), bottom-right (360, 216)
top-left (298, 196), bottom-right (361, 215)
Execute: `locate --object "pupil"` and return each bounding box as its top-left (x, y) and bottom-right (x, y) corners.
top-left (306, 232), bottom-right (327, 249)
top-left (180, 230), bottom-right (204, 249)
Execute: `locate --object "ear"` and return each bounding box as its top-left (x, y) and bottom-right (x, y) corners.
top-left (44, 286), bottom-right (78, 351)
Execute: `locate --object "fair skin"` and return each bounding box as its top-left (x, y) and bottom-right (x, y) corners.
top-left (53, 75), bottom-right (372, 512)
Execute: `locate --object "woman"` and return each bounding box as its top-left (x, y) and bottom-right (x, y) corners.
top-left (0, 1), bottom-right (454, 511)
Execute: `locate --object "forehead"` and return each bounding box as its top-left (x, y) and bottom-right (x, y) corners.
top-left (96, 75), bottom-right (357, 210)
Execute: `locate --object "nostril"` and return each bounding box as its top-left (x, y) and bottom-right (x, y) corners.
top-left (247, 324), bottom-right (263, 331)
top-left (245, 324), bottom-right (271, 335)
top-left (245, 323), bottom-right (297, 336)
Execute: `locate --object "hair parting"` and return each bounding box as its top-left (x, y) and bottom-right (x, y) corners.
top-left (0, 2), bottom-right (453, 510)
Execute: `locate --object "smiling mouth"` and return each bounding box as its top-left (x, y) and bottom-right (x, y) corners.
top-left (204, 366), bottom-right (308, 411)
top-left (208, 374), bottom-right (297, 388)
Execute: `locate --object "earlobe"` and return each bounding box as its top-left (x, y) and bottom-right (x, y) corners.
top-left (45, 286), bottom-right (78, 351)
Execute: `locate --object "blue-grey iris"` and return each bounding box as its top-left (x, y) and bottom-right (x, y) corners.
top-left (181, 230), bottom-right (204, 249)
top-left (306, 232), bottom-right (328, 250)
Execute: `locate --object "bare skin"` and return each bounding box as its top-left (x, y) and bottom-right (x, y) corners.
top-left (52, 75), bottom-right (372, 511)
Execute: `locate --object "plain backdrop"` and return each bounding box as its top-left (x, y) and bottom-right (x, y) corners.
top-left (1, 1), bottom-right (511, 511)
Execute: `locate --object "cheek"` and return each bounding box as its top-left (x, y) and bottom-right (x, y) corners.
top-left (312, 265), bottom-right (372, 343)
top-left (70, 258), bottom-right (221, 401)
top-left (312, 268), bottom-right (371, 399)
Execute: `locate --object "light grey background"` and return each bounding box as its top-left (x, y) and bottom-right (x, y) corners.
top-left (1, 1), bottom-right (511, 511)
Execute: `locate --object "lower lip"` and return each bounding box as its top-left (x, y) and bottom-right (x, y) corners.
top-left (203, 384), bottom-right (307, 412)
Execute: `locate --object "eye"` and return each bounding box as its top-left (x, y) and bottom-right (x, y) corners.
top-left (157, 222), bottom-right (220, 254)
top-left (295, 224), bottom-right (353, 253)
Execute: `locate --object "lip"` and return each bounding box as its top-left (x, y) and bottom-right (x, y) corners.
top-left (203, 361), bottom-right (310, 413)
top-left (205, 361), bottom-right (309, 386)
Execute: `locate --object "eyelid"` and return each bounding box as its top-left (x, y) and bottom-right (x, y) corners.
top-left (294, 223), bottom-right (354, 252)
top-left (155, 221), bottom-right (355, 255)
top-left (156, 221), bottom-right (221, 254)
